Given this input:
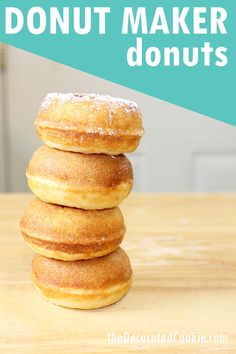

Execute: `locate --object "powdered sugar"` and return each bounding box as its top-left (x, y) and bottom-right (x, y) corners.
top-left (40, 93), bottom-right (76, 110)
top-left (40, 93), bottom-right (140, 114)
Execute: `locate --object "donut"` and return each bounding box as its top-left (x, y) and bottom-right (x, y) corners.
top-left (26, 146), bottom-right (133, 209)
top-left (35, 93), bottom-right (144, 155)
top-left (20, 198), bottom-right (125, 261)
top-left (32, 248), bottom-right (132, 309)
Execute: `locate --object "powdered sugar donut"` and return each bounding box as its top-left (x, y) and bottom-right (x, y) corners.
top-left (35, 93), bottom-right (144, 154)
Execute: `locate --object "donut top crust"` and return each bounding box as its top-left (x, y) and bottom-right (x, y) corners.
top-left (32, 248), bottom-right (132, 289)
top-left (36, 93), bottom-right (143, 136)
top-left (20, 198), bottom-right (125, 244)
top-left (26, 146), bottom-right (133, 188)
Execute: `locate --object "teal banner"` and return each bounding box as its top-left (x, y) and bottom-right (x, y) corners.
top-left (0, 0), bottom-right (235, 125)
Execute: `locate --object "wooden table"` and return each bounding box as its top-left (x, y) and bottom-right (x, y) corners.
top-left (1, 194), bottom-right (236, 353)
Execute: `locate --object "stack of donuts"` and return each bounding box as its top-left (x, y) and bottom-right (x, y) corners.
top-left (20, 93), bottom-right (143, 309)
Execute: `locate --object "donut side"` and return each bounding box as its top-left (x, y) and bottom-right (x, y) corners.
top-left (32, 274), bottom-right (132, 309)
top-left (37, 128), bottom-right (142, 155)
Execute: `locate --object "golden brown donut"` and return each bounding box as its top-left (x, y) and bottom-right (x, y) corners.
top-left (32, 248), bottom-right (132, 309)
top-left (35, 93), bottom-right (144, 155)
top-left (20, 198), bottom-right (125, 261)
top-left (26, 146), bottom-right (133, 209)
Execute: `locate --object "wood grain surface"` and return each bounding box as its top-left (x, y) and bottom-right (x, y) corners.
top-left (0, 194), bottom-right (236, 353)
